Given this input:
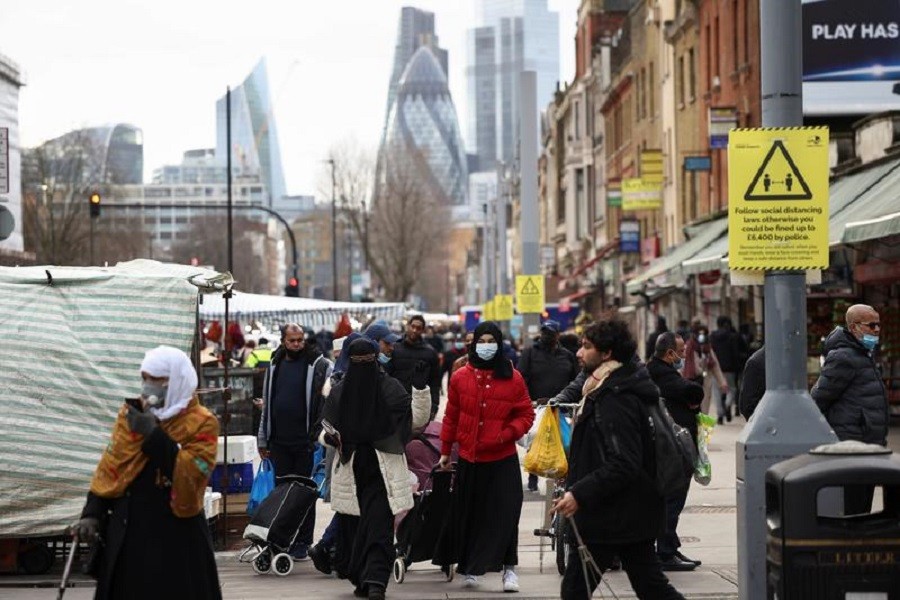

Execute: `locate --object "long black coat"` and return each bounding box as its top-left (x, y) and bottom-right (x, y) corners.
top-left (391, 338), bottom-right (441, 418)
top-left (81, 429), bottom-right (221, 600)
top-left (565, 361), bottom-right (664, 545)
top-left (812, 327), bottom-right (888, 445)
top-left (647, 357), bottom-right (704, 441)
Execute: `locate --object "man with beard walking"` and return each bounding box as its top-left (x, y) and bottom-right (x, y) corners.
top-left (257, 323), bottom-right (332, 559)
top-left (391, 315), bottom-right (442, 420)
top-left (554, 321), bottom-right (684, 599)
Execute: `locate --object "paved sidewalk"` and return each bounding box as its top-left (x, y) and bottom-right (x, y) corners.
top-left (2, 420), bottom-right (746, 599)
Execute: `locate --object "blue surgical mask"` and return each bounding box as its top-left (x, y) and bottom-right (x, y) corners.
top-left (454, 342), bottom-right (465, 350)
top-left (141, 381), bottom-right (167, 407)
top-left (861, 334), bottom-right (879, 351)
top-left (377, 352), bottom-right (392, 365)
top-left (673, 358), bottom-right (685, 370)
top-left (475, 343), bottom-right (498, 360)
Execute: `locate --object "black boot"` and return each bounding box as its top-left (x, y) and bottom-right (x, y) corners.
top-left (368, 584), bottom-right (386, 600)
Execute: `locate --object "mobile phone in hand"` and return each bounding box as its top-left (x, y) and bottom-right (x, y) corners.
top-left (125, 397), bottom-right (143, 411)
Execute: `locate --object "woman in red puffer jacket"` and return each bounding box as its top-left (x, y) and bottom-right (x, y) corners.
top-left (438, 321), bottom-right (534, 592)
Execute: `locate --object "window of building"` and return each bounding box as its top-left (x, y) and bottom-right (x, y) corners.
top-left (689, 47), bottom-right (697, 100)
top-left (714, 16), bottom-right (720, 82)
top-left (705, 24), bottom-right (711, 91)
top-left (649, 62), bottom-right (655, 117)
top-left (574, 100), bottom-right (581, 140)
top-left (678, 55), bottom-right (685, 105)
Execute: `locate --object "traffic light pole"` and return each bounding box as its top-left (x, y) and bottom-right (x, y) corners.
top-left (89, 216), bottom-right (95, 266)
top-left (104, 203), bottom-right (299, 290)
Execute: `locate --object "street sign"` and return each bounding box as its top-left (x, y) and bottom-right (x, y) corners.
top-left (0, 128), bottom-right (9, 194)
top-left (494, 294), bottom-right (514, 321)
top-left (516, 275), bottom-right (545, 314)
top-left (619, 220), bottom-right (640, 253)
top-left (482, 298), bottom-right (495, 321)
top-left (622, 178), bottom-right (661, 211)
top-left (684, 155), bottom-right (712, 171)
top-left (728, 127), bottom-right (829, 270)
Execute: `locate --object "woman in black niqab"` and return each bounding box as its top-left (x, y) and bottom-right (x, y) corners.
top-left (336, 338), bottom-right (395, 463)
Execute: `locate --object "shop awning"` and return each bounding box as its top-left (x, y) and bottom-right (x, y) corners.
top-left (830, 157), bottom-right (900, 246)
top-left (681, 235), bottom-right (730, 275)
top-left (625, 217), bottom-right (728, 295)
top-left (843, 210), bottom-right (900, 244)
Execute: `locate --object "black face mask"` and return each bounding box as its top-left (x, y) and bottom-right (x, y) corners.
top-left (285, 348), bottom-right (303, 360)
top-left (540, 332), bottom-right (556, 345)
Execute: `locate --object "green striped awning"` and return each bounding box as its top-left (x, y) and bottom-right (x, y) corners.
top-left (0, 261), bottom-right (214, 537)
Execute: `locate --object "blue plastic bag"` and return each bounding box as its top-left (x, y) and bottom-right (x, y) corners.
top-left (246, 458), bottom-right (275, 515)
top-left (311, 444), bottom-right (329, 500)
top-left (558, 410), bottom-right (572, 453)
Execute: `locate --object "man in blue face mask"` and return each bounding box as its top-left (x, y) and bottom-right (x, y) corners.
top-left (812, 304), bottom-right (887, 515)
top-left (646, 332), bottom-right (705, 571)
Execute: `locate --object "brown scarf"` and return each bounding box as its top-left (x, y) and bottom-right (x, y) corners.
top-left (90, 397), bottom-right (219, 518)
top-left (576, 360), bottom-right (623, 421)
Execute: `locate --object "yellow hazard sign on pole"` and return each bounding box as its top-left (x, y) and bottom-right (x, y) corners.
top-left (482, 298), bottom-right (495, 321)
top-left (516, 275), bottom-right (545, 314)
top-left (494, 294), bottom-right (514, 321)
top-left (728, 127), bottom-right (829, 270)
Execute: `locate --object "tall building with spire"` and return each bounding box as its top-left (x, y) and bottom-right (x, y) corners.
top-left (216, 58), bottom-right (287, 205)
top-left (467, 0), bottom-right (559, 170)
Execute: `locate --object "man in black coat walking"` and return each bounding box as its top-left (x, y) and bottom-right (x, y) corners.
top-left (390, 314), bottom-right (442, 419)
top-left (553, 321), bottom-right (684, 600)
top-left (647, 332), bottom-right (704, 571)
top-left (739, 346), bottom-right (766, 419)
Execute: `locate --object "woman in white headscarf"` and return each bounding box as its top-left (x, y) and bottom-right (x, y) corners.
top-left (72, 346), bottom-right (222, 600)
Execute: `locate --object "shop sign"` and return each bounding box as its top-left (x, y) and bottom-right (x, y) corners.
top-left (728, 126), bottom-right (830, 270)
top-left (641, 235), bottom-right (660, 265)
top-left (709, 107), bottom-right (738, 149)
top-left (622, 178), bottom-right (661, 211)
top-left (641, 149), bottom-right (664, 185)
top-left (619, 220), bottom-right (640, 253)
top-left (684, 155), bottom-right (712, 171)
top-left (607, 181), bottom-right (622, 207)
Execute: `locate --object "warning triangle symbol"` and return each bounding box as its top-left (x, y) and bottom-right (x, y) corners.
top-left (520, 278), bottom-right (540, 295)
top-left (744, 140), bottom-right (812, 201)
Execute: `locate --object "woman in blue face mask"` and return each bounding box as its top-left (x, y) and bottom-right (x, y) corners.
top-left (436, 321), bottom-right (535, 593)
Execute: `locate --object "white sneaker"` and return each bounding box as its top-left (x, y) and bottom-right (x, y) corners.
top-left (463, 574), bottom-right (479, 588)
top-left (502, 569), bottom-right (519, 593)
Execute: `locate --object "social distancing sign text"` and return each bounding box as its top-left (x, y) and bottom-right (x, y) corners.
top-left (728, 127), bottom-right (829, 270)
top-left (516, 275), bottom-right (545, 314)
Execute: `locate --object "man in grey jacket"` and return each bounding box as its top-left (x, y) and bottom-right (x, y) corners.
top-left (811, 304), bottom-right (887, 514)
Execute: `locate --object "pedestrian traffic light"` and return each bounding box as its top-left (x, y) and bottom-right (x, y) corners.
top-left (284, 277), bottom-right (300, 297)
top-left (89, 192), bottom-right (101, 218)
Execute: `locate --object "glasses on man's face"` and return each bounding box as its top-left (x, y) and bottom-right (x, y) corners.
top-left (856, 322), bottom-right (881, 330)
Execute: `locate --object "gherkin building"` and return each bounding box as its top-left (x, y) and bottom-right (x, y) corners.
top-left (381, 46), bottom-right (468, 213)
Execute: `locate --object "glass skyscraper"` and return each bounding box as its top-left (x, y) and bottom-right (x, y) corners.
top-left (382, 46), bottom-right (468, 216)
top-left (467, 0), bottom-right (559, 169)
top-left (216, 58), bottom-right (287, 206)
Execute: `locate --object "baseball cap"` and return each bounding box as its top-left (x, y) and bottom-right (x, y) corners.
top-left (540, 320), bottom-right (561, 333)
top-left (364, 322), bottom-right (401, 344)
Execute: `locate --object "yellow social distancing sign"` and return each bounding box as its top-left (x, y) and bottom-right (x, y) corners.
top-left (728, 127), bottom-right (829, 270)
top-left (516, 275), bottom-right (545, 314)
top-left (494, 294), bottom-right (514, 321)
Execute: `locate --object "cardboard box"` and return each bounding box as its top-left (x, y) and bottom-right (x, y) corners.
top-left (216, 435), bottom-right (257, 464)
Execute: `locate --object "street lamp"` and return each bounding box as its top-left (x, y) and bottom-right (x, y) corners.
top-left (326, 158), bottom-right (338, 300)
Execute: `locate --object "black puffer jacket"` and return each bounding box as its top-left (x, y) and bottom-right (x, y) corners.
top-left (517, 341), bottom-right (579, 401)
top-left (390, 337), bottom-right (441, 418)
top-left (647, 357), bottom-right (704, 441)
top-left (811, 327), bottom-right (887, 445)
top-left (565, 361), bottom-right (664, 545)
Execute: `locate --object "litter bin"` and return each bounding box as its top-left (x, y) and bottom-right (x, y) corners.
top-left (766, 441), bottom-right (900, 599)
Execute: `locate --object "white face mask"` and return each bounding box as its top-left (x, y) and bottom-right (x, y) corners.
top-left (475, 343), bottom-right (498, 360)
top-left (141, 381), bottom-right (167, 407)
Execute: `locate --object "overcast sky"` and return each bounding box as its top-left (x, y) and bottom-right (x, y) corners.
top-left (1, 0), bottom-right (577, 197)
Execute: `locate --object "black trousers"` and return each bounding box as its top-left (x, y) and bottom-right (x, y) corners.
top-left (269, 442), bottom-right (316, 546)
top-left (348, 445), bottom-right (394, 592)
top-left (561, 540), bottom-right (685, 600)
top-left (656, 481), bottom-right (691, 557)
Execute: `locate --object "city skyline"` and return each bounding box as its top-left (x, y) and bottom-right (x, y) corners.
top-left (1, 1), bottom-right (577, 198)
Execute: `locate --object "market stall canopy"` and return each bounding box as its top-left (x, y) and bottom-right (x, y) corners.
top-left (199, 291), bottom-right (406, 332)
top-left (0, 260), bottom-right (228, 537)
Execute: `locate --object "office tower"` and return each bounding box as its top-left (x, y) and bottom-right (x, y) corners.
top-left (467, 0), bottom-right (559, 169)
top-left (216, 58), bottom-right (287, 205)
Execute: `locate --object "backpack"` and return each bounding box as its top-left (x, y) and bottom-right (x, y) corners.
top-left (642, 397), bottom-right (697, 495)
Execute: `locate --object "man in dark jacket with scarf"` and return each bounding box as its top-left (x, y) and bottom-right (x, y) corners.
top-left (647, 332), bottom-right (704, 571)
top-left (391, 314), bottom-right (441, 419)
top-left (812, 304), bottom-right (887, 514)
top-left (553, 321), bottom-right (684, 600)
top-left (257, 323), bottom-right (333, 558)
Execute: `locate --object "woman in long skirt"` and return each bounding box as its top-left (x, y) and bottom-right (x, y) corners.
top-left (438, 321), bottom-right (534, 592)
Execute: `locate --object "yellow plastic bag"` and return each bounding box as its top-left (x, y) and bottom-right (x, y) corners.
top-left (523, 407), bottom-right (568, 479)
